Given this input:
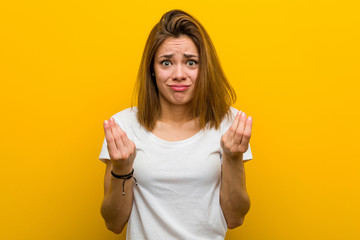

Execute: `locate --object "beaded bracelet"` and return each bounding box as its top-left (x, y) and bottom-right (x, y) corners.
top-left (111, 168), bottom-right (138, 196)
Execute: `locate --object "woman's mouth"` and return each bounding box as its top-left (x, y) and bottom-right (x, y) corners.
top-left (169, 84), bottom-right (190, 91)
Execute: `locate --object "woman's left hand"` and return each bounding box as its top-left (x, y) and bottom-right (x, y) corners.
top-left (221, 111), bottom-right (253, 159)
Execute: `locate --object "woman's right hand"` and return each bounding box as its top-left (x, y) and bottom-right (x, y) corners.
top-left (103, 117), bottom-right (136, 174)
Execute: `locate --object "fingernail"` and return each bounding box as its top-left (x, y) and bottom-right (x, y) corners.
top-left (104, 120), bottom-right (108, 126)
top-left (242, 112), bottom-right (246, 117)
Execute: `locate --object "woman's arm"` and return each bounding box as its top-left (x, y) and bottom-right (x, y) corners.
top-left (220, 154), bottom-right (250, 229)
top-left (101, 161), bottom-right (134, 234)
top-left (219, 111), bottom-right (252, 229)
top-left (100, 117), bottom-right (136, 234)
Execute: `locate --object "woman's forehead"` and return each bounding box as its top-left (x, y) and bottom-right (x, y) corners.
top-left (156, 36), bottom-right (199, 57)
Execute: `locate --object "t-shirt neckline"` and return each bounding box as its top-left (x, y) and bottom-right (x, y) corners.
top-left (146, 129), bottom-right (204, 146)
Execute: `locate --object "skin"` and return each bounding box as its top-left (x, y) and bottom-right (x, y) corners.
top-left (100, 118), bottom-right (135, 234)
top-left (152, 35), bottom-right (201, 141)
top-left (100, 35), bottom-right (253, 233)
top-left (220, 110), bottom-right (252, 228)
top-left (154, 36), bottom-right (198, 109)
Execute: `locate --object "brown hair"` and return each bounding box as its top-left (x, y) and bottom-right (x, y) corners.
top-left (133, 9), bottom-right (236, 131)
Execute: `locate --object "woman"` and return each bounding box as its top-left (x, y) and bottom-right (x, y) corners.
top-left (99, 9), bottom-right (253, 240)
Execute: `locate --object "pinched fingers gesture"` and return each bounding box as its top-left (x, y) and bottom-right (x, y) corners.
top-left (103, 117), bottom-right (136, 170)
top-left (221, 111), bottom-right (253, 159)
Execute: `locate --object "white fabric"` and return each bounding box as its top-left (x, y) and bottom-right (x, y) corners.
top-left (99, 107), bottom-right (253, 240)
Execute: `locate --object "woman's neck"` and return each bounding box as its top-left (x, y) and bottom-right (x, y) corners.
top-left (158, 101), bottom-right (194, 125)
top-left (153, 100), bottom-right (201, 141)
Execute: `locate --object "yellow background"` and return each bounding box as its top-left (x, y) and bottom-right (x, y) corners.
top-left (1, 0), bottom-right (359, 239)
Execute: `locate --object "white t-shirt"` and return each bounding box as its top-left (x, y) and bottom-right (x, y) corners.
top-left (99, 107), bottom-right (253, 240)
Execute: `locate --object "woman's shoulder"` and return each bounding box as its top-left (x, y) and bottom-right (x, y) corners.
top-left (223, 106), bottom-right (240, 123)
top-left (228, 106), bottom-right (240, 117)
top-left (112, 107), bottom-right (138, 119)
top-left (111, 107), bottom-right (139, 128)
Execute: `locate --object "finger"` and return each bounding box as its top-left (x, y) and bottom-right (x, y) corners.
top-left (240, 116), bottom-right (253, 147)
top-left (128, 139), bottom-right (137, 154)
top-left (115, 122), bottom-right (130, 149)
top-left (112, 118), bottom-right (136, 158)
top-left (103, 120), bottom-right (118, 153)
top-left (109, 117), bottom-right (126, 150)
top-left (111, 118), bottom-right (133, 153)
top-left (233, 111), bottom-right (247, 144)
top-left (226, 110), bottom-right (242, 137)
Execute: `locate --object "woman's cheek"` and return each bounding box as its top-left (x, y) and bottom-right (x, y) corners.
top-left (157, 69), bottom-right (172, 82)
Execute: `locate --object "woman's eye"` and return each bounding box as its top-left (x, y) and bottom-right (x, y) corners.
top-left (187, 60), bottom-right (197, 66)
top-left (161, 60), bottom-right (171, 66)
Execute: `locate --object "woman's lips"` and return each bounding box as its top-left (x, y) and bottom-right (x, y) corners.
top-left (169, 84), bottom-right (190, 91)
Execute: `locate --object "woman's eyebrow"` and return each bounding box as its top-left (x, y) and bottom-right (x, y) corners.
top-left (159, 53), bottom-right (199, 59)
top-left (184, 54), bottom-right (198, 58)
top-left (159, 54), bottom-right (174, 59)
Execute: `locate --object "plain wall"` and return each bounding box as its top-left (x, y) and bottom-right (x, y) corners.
top-left (1, 0), bottom-right (359, 239)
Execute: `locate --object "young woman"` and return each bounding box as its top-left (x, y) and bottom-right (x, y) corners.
top-left (99, 9), bottom-right (253, 240)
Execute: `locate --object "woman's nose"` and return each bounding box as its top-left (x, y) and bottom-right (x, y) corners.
top-left (173, 65), bottom-right (186, 81)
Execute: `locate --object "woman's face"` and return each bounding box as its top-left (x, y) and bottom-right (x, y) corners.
top-left (153, 35), bottom-right (199, 107)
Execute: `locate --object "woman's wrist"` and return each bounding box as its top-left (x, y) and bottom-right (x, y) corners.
top-left (111, 165), bottom-right (133, 176)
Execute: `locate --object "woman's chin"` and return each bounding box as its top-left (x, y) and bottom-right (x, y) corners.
top-left (172, 97), bottom-right (193, 106)
top-left (159, 93), bottom-right (193, 107)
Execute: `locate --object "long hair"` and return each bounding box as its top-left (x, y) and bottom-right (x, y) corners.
top-left (133, 9), bottom-right (236, 131)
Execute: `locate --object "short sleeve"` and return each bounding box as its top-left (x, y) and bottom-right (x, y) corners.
top-left (243, 143), bottom-right (253, 161)
top-left (99, 137), bottom-right (110, 163)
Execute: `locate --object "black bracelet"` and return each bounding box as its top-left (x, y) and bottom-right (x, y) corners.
top-left (111, 169), bottom-right (137, 196)
top-left (111, 168), bottom-right (134, 178)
